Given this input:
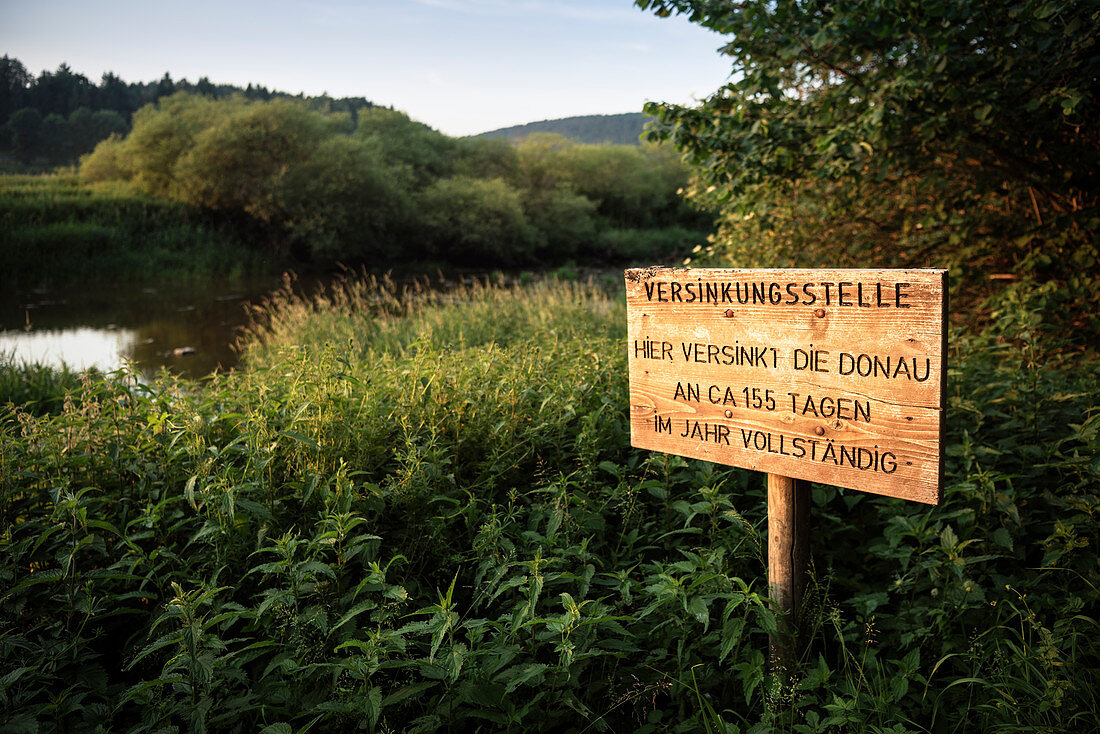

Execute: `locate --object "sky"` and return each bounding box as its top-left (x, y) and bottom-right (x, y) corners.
top-left (1, 0), bottom-right (733, 137)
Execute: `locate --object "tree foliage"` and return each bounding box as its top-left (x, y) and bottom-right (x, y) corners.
top-left (0, 55), bottom-right (378, 167)
top-left (476, 111), bottom-right (652, 145)
top-left (636, 0), bottom-right (1100, 283)
top-left (354, 107), bottom-right (456, 186)
top-left (77, 93), bottom-right (703, 267)
top-left (514, 133), bottom-right (700, 228)
top-left (419, 176), bottom-right (538, 265)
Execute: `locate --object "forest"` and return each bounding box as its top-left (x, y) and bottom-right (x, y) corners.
top-left (475, 113), bottom-right (650, 146)
top-left (1, 0), bottom-right (1098, 731)
top-left (0, 55), bottom-right (375, 167)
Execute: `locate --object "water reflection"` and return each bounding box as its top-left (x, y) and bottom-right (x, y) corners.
top-left (0, 275), bottom-right (316, 378)
top-left (0, 327), bottom-right (138, 372)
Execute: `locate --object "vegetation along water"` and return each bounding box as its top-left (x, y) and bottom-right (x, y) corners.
top-left (1, 66), bottom-right (712, 291)
top-left (1, 274), bottom-right (1098, 732)
top-left (2, 0), bottom-right (1099, 730)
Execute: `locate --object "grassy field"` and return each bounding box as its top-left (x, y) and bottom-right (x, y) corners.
top-left (0, 174), bottom-right (273, 290)
top-left (1, 275), bottom-right (1097, 732)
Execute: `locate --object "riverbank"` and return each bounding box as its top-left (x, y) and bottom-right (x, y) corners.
top-left (1, 172), bottom-right (708, 290)
top-left (1, 275), bottom-right (1097, 731)
top-left (0, 173), bottom-right (276, 290)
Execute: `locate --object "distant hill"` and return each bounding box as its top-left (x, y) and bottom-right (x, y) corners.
top-left (474, 112), bottom-right (651, 145)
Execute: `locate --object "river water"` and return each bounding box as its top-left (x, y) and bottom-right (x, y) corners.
top-left (0, 274), bottom-right (321, 379)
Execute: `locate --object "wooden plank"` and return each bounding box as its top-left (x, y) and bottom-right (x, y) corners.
top-left (626, 267), bottom-right (947, 504)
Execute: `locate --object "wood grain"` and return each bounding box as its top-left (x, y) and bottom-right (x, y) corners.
top-left (626, 267), bottom-right (947, 504)
top-left (768, 474), bottom-right (809, 671)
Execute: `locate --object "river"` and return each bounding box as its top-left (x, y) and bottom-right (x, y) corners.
top-left (0, 274), bottom-right (323, 379)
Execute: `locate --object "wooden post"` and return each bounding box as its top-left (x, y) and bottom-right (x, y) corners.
top-left (768, 473), bottom-right (809, 674)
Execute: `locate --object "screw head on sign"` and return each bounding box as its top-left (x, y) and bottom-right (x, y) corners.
top-left (814, 308), bottom-right (826, 318)
top-left (724, 309), bottom-right (735, 318)
top-left (724, 409), bottom-right (733, 418)
top-left (814, 426), bottom-right (825, 436)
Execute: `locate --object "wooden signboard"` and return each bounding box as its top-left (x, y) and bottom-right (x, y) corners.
top-left (626, 267), bottom-right (947, 505)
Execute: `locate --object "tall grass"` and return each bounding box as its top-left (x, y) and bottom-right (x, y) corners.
top-left (0, 173), bottom-right (271, 289)
top-left (0, 355), bottom-right (86, 414)
top-left (0, 276), bottom-right (1097, 732)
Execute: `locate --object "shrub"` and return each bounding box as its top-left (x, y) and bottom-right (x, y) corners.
top-left (418, 176), bottom-right (538, 266)
top-left (522, 184), bottom-right (599, 260)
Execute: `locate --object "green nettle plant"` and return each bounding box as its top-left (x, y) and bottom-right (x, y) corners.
top-left (0, 275), bottom-right (1096, 731)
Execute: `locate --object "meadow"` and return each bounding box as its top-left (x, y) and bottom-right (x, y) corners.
top-left (1, 274), bottom-right (1097, 732)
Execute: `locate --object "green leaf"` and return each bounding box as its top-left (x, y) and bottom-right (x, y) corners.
top-left (279, 429), bottom-right (321, 452)
top-left (258, 724), bottom-right (293, 734)
top-left (361, 687), bottom-right (383, 729)
top-left (0, 712), bottom-right (40, 734)
top-left (382, 681), bottom-right (438, 707)
top-left (0, 667), bottom-right (31, 688)
top-left (331, 599), bottom-right (379, 633)
top-left (497, 663), bottom-right (548, 693)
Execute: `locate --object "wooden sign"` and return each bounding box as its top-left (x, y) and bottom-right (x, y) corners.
top-left (626, 267), bottom-right (947, 504)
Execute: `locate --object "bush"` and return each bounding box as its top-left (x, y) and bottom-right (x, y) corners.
top-left (173, 98), bottom-right (329, 218)
top-left (75, 94), bottom-right (712, 270)
top-left (522, 184), bottom-right (599, 260)
top-left (597, 225), bottom-right (709, 263)
top-left (514, 135), bottom-right (697, 228)
top-left (78, 133), bottom-right (133, 183)
top-left (354, 107), bottom-right (456, 186)
top-left (418, 176), bottom-right (538, 266)
top-left (277, 135), bottom-right (417, 263)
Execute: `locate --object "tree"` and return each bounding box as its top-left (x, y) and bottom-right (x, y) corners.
top-left (66, 107), bottom-right (95, 157)
top-left (636, 0), bottom-right (1100, 278)
top-left (173, 98), bottom-right (326, 217)
top-left (88, 109), bottom-right (127, 141)
top-left (452, 136), bottom-right (520, 180)
top-left (195, 76), bottom-right (217, 98)
top-left (113, 92), bottom-right (229, 196)
top-left (513, 133), bottom-right (577, 192)
top-left (0, 55), bottom-right (31, 124)
top-left (39, 112), bottom-right (72, 163)
top-left (79, 93), bottom-right (415, 260)
top-left (355, 108), bottom-right (456, 187)
top-left (31, 63), bottom-right (94, 117)
top-left (522, 185), bottom-right (598, 260)
top-left (78, 132), bottom-right (132, 182)
top-left (7, 107), bottom-right (42, 163)
top-left (558, 142), bottom-right (688, 227)
top-left (155, 72), bottom-right (176, 99)
top-left (97, 72), bottom-right (136, 115)
top-left (512, 134), bottom-right (693, 228)
top-left (276, 135), bottom-right (416, 262)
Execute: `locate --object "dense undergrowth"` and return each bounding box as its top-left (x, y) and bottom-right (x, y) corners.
top-left (0, 174), bottom-right (271, 289)
top-left (1, 276), bottom-right (1098, 732)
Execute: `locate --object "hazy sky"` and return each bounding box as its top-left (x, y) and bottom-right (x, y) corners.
top-left (2, 0), bottom-right (733, 137)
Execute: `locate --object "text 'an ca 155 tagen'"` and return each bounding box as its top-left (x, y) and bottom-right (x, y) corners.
top-left (626, 267), bottom-right (947, 504)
